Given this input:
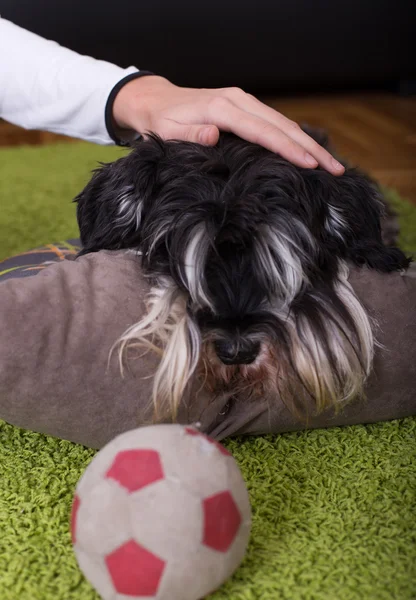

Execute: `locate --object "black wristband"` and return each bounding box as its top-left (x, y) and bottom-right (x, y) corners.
top-left (105, 70), bottom-right (154, 146)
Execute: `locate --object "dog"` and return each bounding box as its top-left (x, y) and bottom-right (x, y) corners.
top-left (75, 131), bottom-right (411, 422)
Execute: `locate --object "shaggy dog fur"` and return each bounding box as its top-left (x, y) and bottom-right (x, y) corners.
top-left (75, 131), bottom-right (411, 421)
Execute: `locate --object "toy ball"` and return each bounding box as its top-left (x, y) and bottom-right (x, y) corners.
top-left (71, 424), bottom-right (251, 600)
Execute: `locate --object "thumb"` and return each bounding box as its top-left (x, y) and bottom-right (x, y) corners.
top-left (159, 123), bottom-right (220, 145)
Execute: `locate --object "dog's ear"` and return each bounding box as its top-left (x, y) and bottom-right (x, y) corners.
top-left (75, 137), bottom-right (164, 255)
top-left (298, 130), bottom-right (410, 271)
top-left (75, 160), bottom-right (134, 254)
top-left (311, 168), bottom-right (411, 272)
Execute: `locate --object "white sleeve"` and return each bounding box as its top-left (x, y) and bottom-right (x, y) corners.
top-left (0, 17), bottom-right (141, 144)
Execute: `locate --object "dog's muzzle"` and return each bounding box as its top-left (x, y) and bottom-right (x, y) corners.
top-left (214, 339), bottom-right (260, 365)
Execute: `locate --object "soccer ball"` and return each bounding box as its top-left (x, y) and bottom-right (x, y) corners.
top-left (71, 424), bottom-right (252, 600)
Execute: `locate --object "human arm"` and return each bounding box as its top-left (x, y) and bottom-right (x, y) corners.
top-left (0, 17), bottom-right (143, 144)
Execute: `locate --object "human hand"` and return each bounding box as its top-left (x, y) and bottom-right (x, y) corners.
top-left (112, 75), bottom-right (345, 175)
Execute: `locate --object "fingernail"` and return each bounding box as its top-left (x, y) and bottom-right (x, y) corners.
top-left (199, 127), bottom-right (214, 145)
top-left (332, 158), bottom-right (344, 171)
top-left (305, 153), bottom-right (318, 167)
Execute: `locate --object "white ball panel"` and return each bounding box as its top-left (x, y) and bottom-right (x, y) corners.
top-left (128, 477), bottom-right (203, 564)
top-left (155, 545), bottom-right (233, 600)
top-left (76, 479), bottom-right (132, 555)
top-left (157, 430), bottom-right (230, 498)
top-left (225, 459), bottom-right (252, 524)
top-left (219, 519), bottom-right (252, 581)
top-left (75, 546), bottom-right (116, 600)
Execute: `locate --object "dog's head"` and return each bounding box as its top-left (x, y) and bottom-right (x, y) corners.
top-left (76, 133), bottom-right (410, 420)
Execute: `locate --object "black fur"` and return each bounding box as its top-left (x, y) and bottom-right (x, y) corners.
top-left (75, 132), bottom-right (411, 372)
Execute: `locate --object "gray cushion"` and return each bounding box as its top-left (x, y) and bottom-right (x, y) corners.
top-left (0, 250), bottom-right (415, 448)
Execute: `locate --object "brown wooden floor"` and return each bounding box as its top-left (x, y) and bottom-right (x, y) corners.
top-left (1, 92), bottom-right (416, 205)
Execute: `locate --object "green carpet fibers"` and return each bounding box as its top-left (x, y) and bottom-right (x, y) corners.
top-left (0, 143), bottom-right (415, 600)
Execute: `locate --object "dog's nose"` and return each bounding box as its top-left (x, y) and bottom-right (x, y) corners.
top-left (214, 340), bottom-right (260, 365)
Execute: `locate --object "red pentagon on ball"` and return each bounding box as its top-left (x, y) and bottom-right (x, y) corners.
top-left (184, 427), bottom-right (232, 457)
top-left (202, 491), bottom-right (242, 552)
top-left (105, 449), bottom-right (164, 492)
top-left (71, 494), bottom-right (81, 544)
top-left (105, 539), bottom-right (166, 596)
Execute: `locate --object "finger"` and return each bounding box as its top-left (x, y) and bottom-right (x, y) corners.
top-left (152, 120), bottom-right (220, 145)
top-left (208, 97), bottom-right (319, 169)
top-left (221, 90), bottom-right (344, 175)
top-left (271, 120), bottom-right (345, 175)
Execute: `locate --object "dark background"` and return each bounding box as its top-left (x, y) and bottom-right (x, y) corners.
top-left (1, 0), bottom-right (415, 93)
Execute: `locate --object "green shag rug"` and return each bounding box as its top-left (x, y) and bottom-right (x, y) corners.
top-left (0, 143), bottom-right (415, 600)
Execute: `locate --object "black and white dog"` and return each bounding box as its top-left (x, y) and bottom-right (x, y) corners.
top-left (75, 131), bottom-right (410, 421)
